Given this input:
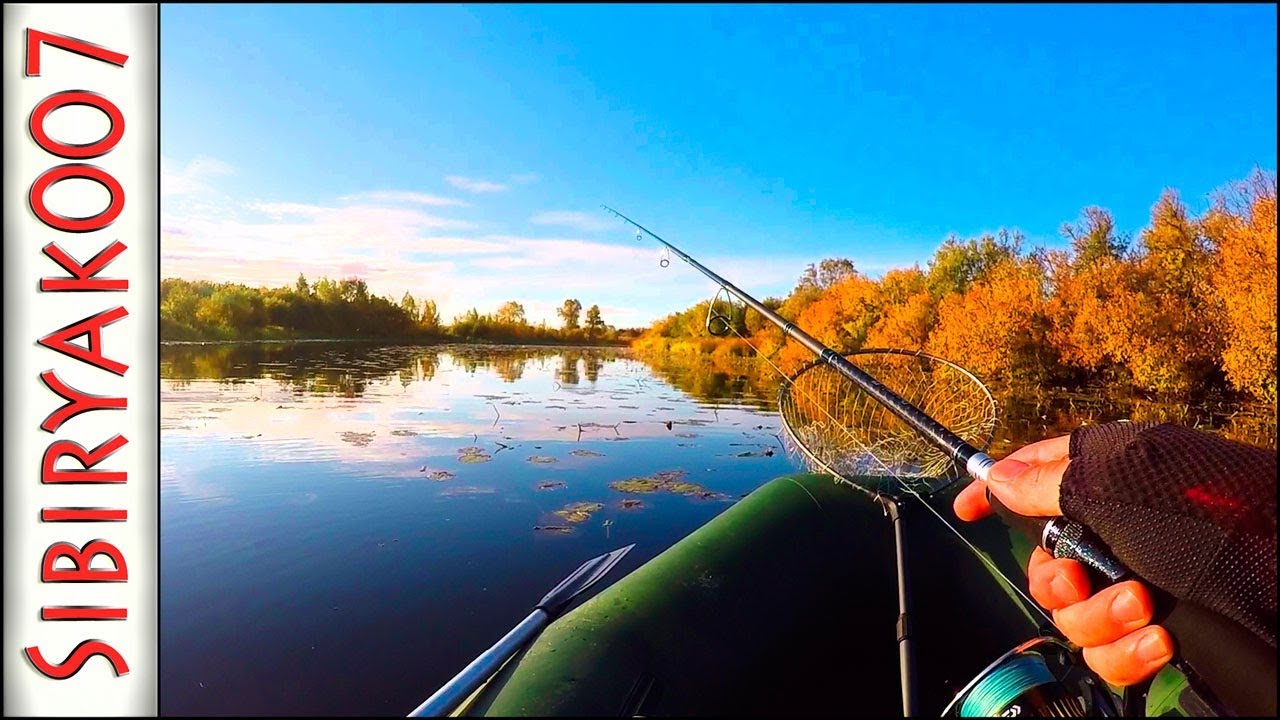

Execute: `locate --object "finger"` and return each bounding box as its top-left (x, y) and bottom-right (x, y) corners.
top-left (1027, 551), bottom-right (1091, 610)
top-left (953, 480), bottom-right (992, 521)
top-left (1051, 581), bottom-right (1155, 648)
top-left (1082, 625), bottom-right (1174, 686)
top-left (987, 456), bottom-right (1067, 517)
top-left (1001, 434), bottom-right (1072, 467)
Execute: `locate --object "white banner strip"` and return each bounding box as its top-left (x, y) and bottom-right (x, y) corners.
top-left (3, 3), bottom-right (158, 716)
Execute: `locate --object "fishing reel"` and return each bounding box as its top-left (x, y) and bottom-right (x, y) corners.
top-left (943, 637), bottom-right (1121, 717)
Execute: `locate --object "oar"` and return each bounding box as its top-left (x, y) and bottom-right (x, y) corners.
top-left (408, 544), bottom-right (636, 717)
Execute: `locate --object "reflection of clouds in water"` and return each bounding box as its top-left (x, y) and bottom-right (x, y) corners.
top-left (160, 346), bottom-right (786, 488)
top-left (160, 456), bottom-right (236, 506)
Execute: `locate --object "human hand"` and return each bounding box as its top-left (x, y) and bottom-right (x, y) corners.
top-left (953, 434), bottom-right (1175, 686)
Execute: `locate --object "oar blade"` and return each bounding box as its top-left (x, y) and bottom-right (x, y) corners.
top-left (536, 543), bottom-right (635, 616)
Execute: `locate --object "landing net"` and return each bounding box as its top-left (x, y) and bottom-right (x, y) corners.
top-left (778, 349), bottom-right (998, 498)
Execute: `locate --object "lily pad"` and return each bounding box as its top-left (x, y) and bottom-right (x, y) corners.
top-left (610, 469), bottom-right (727, 500)
top-left (391, 429), bottom-right (420, 437)
top-left (426, 470), bottom-right (455, 481)
top-left (457, 446), bottom-right (492, 463)
top-left (340, 431), bottom-right (375, 446)
top-left (527, 455), bottom-right (558, 464)
top-left (554, 502), bottom-right (605, 524)
top-left (537, 481), bottom-right (567, 491)
top-left (534, 525), bottom-right (574, 534)
top-left (569, 449), bottom-right (604, 458)
top-left (619, 499), bottom-right (645, 510)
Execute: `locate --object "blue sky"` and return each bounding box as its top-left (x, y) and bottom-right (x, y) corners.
top-left (160, 4), bottom-right (1277, 327)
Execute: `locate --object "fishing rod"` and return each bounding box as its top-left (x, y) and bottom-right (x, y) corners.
top-left (602, 205), bottom-right (1275, 718)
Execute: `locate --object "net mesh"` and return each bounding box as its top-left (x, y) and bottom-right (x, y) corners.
top-left (778, 349), bottom-right (998, 497)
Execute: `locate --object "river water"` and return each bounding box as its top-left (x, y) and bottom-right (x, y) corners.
top-left (159, 342), bottom-right (1274, 715)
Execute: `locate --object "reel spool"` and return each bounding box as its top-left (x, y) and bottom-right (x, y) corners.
top-left (943, 637), bottom-right (1120, 717)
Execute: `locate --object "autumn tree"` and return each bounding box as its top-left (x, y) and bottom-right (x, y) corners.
top-left (400, 291), bottom-right (418, 318)
top-left (1125, 190), bottom-right (1222, 394)
top-left (496, 301), bottom-right (527, 327)
top-left (558, 298), bottom-right (583, 331)
top-left (865, 267), bottom-right (935, 350)
top-left (420, 298), bottom-right (441, 332)
top-left (926, 258), bottom-right (1051, 384)
top-left (1203, 170), bottom-right (1277, 403)
top-left (780, 273), bottom-right (880, 370)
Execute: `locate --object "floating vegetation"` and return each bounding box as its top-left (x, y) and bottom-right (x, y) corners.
top-left (457, 446), bottom-right (492, 464)
top-left (544, 405), bottom-right (567, 410)
top-left (534, 525), bottom-right (574, 534)
top-left (537, 481), bottom-right (567, 491)
top-left (675, 432), bottom-right (698, 438)
top-left (619, 405), bottom-right (639, 409)
top-left (610, 469), bottom-right (724, 499)
top-left (340, 431), bottom-right (375, 446)
top-left (735, 449), bottom-right (775, 458)
top-left (619, 499), bottom-right (645, 510)
top-left (390, 429), bottom-right (421, 437)
top-left (426, 470), bottom-right (455, 481)
top-left (553, 502), bottom-right (605, 524)
top-left (569, 449), bottom-right (604, 458)
top-left (527, 455), bottom-right (558, 464)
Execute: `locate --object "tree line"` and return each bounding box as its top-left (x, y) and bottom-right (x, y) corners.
top-left (634, 170), bottom-right (1277, 404)
top-left (161, 274), bottom-right (632, 345)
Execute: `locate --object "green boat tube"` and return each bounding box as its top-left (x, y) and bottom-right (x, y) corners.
top-left (447, 473), bottom-right (1206, 716)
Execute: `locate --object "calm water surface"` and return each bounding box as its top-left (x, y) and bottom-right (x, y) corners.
top-left (160, 344), bottom-right (795, 716)
top-left (161, 342), bottom-right (1274, 716)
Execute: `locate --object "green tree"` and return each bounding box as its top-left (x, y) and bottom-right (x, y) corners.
top-left (295, 273), bottom-right (310, 296)
top-left (1061, 207), bottom-right (1127, 268)
top-left (585, 304), bottom-right (605, 339)
top-left (558, 298), bottom-right (583, 331)
top-left (926, 230), bottom-right (1023, 297)
top-left (400, 291), bottom-right (418, 318)
top-left (798, 258), bottom-right (858, 290)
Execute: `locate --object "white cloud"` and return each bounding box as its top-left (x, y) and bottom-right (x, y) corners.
top-left (161, 155), bottom-right (233, 196)
top-left (341, 190), bottom-right (470, 207)
top-left (161, 186), bottom-right (814, 326)
top-left (446, 176), bottom-right (508, 193)
top-left (529, 210), bottom-right (617, 233)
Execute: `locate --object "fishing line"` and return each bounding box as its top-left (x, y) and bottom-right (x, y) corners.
top-left (714, 312), bottom-right (1052, 625)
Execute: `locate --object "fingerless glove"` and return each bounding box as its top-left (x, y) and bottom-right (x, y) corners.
top-left (1061, 421), bottom-right (1277, 649)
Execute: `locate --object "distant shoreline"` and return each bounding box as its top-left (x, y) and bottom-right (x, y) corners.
top-left (159, 337), bottom-right (632, 350)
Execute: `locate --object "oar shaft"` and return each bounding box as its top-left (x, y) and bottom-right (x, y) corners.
top-left (408, 610), bottom-right (548, 717)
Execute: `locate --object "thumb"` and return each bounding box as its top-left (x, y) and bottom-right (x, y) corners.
top-left (986, 456), bottom-right (1067, 517)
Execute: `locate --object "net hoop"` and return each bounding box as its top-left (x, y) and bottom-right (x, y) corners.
top-left (778, 348), bottom-right (998, 499)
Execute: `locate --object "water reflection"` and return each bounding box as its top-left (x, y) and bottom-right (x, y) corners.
top-left (159, 342), bottom-right (1273, 716)
top-left (636, 348), bottom-right (1276, 451)
top-left (160, 342), bottom-right (794, 716)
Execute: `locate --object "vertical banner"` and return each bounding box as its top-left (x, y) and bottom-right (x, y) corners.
top-left (3, 3), bottom-right (158, 716)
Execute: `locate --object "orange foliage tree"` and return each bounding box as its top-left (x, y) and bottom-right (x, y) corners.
top-left (925, 258), bottom-right (1053, 384)
top-left (1203, 171), bottom-right (1278, 403)
top-left (633, 172), bottom-right (1277, 405)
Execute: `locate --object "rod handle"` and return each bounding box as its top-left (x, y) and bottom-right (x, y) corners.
top-left (987, 491), bottom-right (1276, 717)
